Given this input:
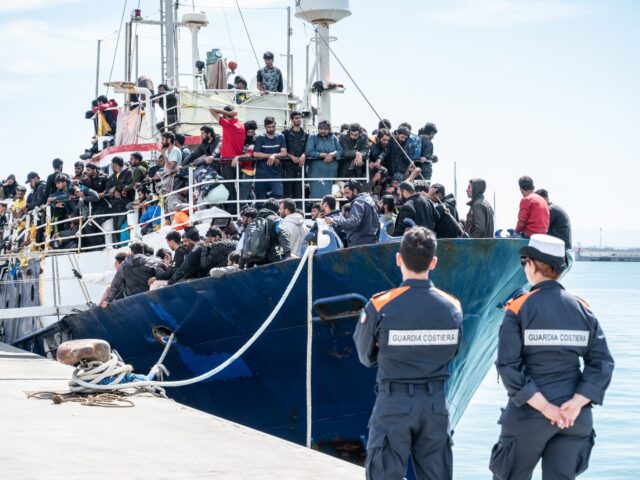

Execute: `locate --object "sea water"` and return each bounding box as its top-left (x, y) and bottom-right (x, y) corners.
top-left (453, 262), bottom-right (640, 479)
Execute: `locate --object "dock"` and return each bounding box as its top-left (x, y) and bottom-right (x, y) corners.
top-left (0, 343), bottom-right (363, 479)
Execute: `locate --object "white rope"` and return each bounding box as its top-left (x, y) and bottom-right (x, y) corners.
top-left (305, 246), bottom-right (317, 448)
top-left (69, 353), bottom-right (133, 393)
top-left (68, 247), bottom-right (316, 391)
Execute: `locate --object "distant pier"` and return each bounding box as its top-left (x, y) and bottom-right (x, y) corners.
top-left (576, 248), bottom-right (640, 262)
top-left (0, 343), bottom-right (362, 479)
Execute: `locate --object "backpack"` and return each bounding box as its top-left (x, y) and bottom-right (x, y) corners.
top-left (241, 217), bottom-right (271, 263)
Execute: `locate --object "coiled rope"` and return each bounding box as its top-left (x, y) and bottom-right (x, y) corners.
top-left (69, 246), bottom-right (317, 394)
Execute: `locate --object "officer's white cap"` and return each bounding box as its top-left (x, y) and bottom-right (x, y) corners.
top-left (519, 234), bottom-right (566, 271)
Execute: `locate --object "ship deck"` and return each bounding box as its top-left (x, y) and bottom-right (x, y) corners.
top-left (0, 342), bottom-right (362, 479)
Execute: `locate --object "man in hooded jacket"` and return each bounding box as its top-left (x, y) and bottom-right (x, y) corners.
top-left (464, 178), bottom-right (494, 238)
top-left (278, 198), bottom-right (308, 256)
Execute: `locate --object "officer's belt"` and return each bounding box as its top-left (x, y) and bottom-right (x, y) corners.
top-left (377, 381), bottom-right (444, 394)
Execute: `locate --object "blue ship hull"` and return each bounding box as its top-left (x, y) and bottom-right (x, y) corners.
top-left (14, 239), bottom-right (527, 448)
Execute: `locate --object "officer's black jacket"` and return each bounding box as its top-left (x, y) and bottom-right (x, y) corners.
top-left (353, 279), bottom-right (462, 383)
top-left (497, 280), bottom-right (614, 407)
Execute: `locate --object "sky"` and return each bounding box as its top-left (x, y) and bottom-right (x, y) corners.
top-left (0, 0), bottom-right (638, 247)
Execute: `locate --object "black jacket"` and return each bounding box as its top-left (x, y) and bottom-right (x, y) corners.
top-left (465, 178), bottom-right (494, 238)
top-left (183, 137), bottom-right (219, 167)
top-left (433, 194), bottom-right (463, 239)
top-left (394, 193), bottom-right (439, 237)
top-left (155, 245), bottom-right (188, 281)
top-left (548, 202), bottom-right (572, 249)
top-left (338, 133), bottom-right (369, 177)
top-left (383, 138), bottom-right (410, 177)
top-left (117, 254), bottom-right (163, 297)
top-left (200, 239), bottom-right (238, 272)
top-left (168, 242), bottom-right (207, 285)
top-left (44, 171), bottom-right (66, 199)
top-left (83, 173), bottom-right (111, 214)
top-left (27, 181), bottom-right (47, 210)
top-left (106, 168), bottom-right (134, 209)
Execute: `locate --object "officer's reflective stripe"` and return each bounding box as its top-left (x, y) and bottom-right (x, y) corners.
top-left (388, 329), bottom-right (459, 346)
top-left (523, 329), bottom-right (589, 346)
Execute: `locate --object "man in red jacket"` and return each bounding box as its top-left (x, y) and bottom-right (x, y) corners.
top-left (515, 175), bottom-right (549, 237)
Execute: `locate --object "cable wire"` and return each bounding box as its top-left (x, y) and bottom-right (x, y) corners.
top-left (106, 0), bottom-right (129, 96)
top-left (235, 0), bottom-right (261, 69)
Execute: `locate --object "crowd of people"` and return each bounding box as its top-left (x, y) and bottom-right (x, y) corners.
top-left (0, 48), bottom-right (572, 304)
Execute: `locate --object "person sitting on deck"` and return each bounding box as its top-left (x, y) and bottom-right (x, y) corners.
top-left (209, 251), bottom-right (241, 278)
top-left (200, 227), bottom-right (238, 273)
top-left (233, 76), bottom-right (250, 104)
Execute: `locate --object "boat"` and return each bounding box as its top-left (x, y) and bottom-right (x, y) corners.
top-left (1, 0), bottom-right (535, 462)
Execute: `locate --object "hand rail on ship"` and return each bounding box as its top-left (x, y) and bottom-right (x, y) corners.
top-left (0, 158), bottom-right (374, 260)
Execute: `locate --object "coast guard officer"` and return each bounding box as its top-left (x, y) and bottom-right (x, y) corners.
top-left (490, 234), bottom-right (614, 480)
top-left (354, 227), bottom-right (462, 480)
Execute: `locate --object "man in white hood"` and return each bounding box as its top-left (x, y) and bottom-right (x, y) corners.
top-left (279, 198), bottom-right (308, 257)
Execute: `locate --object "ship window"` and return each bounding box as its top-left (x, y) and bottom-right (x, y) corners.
top-left (17, 293), bottom-right (22, 307)
top-left (31, 285), bottom-right (35, 302)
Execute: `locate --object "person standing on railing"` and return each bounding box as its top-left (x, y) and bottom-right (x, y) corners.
top-left (339, 123), bottom-right (369, 179)
top-left (368, 129), bottom-right (391, 176)
top-left (305, 120), bottom-right (343, 201)
top-left (183, 126), bottom-right (219, 168)
top-left (253, 116), bottom-right (287, 199)
top-left (281, 111), bottom-right (308, 207)
top-left (209, 105), bottom-right (245, 214)
top-left (256, 51), bottom-right (283, 93)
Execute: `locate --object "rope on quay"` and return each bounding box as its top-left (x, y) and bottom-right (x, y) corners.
top-left (68, 246), bottom-right (317, 396)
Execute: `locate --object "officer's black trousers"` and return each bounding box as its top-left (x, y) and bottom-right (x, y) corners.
top-left (489, 403), bottom-right (595, 480)
top-left (366, 384), bottom-right (452, 480)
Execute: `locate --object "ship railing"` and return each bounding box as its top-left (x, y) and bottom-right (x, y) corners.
top-left (0, 160), bottom-right (370, 259)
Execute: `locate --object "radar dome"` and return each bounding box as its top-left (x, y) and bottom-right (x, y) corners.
top-left (295, 0), bottom-right (351, 25)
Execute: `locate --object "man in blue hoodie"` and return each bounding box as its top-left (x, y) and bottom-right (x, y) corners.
top-left (325, 180), bottom-right (379, 247)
